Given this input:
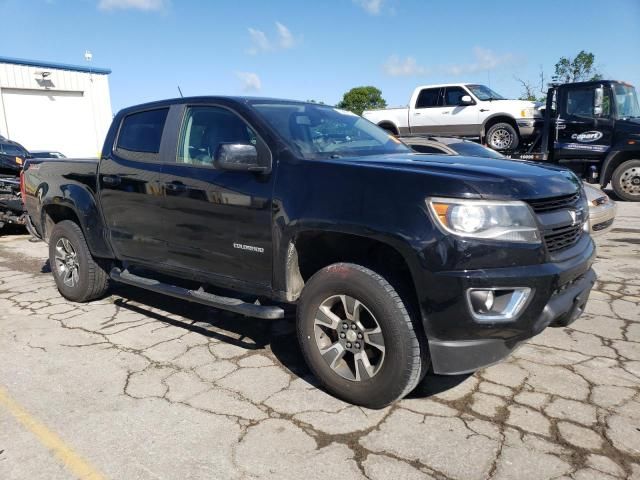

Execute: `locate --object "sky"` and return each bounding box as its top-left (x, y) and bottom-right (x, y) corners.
top-left (2, 0), bottom-right (640, 113)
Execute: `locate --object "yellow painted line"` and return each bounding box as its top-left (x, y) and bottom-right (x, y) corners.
top-left (0, 385), bottom-right (106, 480)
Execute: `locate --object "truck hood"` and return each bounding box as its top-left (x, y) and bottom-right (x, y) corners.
top-left (336, 153), bottom-right (581, 200)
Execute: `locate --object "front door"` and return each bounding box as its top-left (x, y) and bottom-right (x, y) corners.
top-left (439, 86), bottom-right (480, 136)
top-left (555, 83), bottom-right (614, 160)
top-left (160, 105), bottom-right (274, 287)
top-left (99, 107), bottom-right (169, 264)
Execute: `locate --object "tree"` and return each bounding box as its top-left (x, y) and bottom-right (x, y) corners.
top-left (515, 67), bottom-right (547, 102)
top-left (554, 50), bottom-right (602, 83)
top-left (336, 86), bottom-right (387, 116)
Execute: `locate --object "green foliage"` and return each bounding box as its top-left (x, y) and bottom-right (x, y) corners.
top-left (554, 50), bottom-right (602, 83)
top-left (336, 86), bottom-right (387, 116)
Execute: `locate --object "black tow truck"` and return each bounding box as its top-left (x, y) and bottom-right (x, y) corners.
top-left (502, 80), bottom-right (640, 201)
top-left (23, 97), bottom-right (596, 408)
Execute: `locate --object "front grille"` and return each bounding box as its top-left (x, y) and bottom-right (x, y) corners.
top-left (543, 223), bottom-right (583, 252)
top-left (527, 192), bottom-right (580, 213)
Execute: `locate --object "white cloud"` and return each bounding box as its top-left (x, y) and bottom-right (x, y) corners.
top-left (354, 0), bottom-right (384, 15)
top-left (383, 47), bottom-right (517, 78)
top-left (442, 47), bottom-right (515, 75)
top-left (383, 55), bottom-right (427, 77)
top-left (276, 22), bottom-right (294, 49)
top-left (247, 22), bottom-right (297, 55)
top-left (247, 28), bottom-right (272, 54)
top-left (98, 0), bottom-right (167, 11)
top-left (236, 72), bottom-right (262, 92)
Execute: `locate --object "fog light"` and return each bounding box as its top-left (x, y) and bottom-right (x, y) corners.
top-left (466, 288), bottom-right (532, 322)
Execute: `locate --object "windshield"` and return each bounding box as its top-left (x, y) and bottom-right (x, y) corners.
top-left (447, 141), bottom-right (505, 159)
top-left (250, 102), bottom-right (411, 159)
top-left (467, 85), bottom-right (506, 101)
top-left (613, 84), bottom-right (640, 119)
top-left (0, 143), bottom-right (27, 156)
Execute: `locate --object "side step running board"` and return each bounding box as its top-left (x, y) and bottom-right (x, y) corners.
top-left (110, 268), bottom-right (285, 320)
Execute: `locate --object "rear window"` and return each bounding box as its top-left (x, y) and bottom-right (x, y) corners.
top-left (117, 109), bottom-right (168, 154)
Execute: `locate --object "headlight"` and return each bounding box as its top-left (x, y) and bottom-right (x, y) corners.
top-left (520, 108), bottom-right (540, 118)
top-left (427, 197), bottom-right (540, 243)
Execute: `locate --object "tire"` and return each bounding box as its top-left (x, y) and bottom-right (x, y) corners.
top-left (296, 263), bottom-right (426, 408)
top-left (611, 159), bottom-right (640, 202)
top-left (49, 220), bottom-right (109, 302)
top-left (486, 122), bottom-right (519, 151)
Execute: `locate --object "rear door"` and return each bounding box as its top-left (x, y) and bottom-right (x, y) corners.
top-left (159, 104), bottom-right (274, 287)
top-left (555, 83), bottom-right (614, 159)
top-left (98, 107), bottom-right (169, 263)
top-left (409, 87), bottom-right (444, 134)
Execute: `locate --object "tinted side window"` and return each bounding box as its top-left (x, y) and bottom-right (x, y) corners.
top-left (415, 88), bottom-right (441, 108)
top-left (117, 109), bottom-right (169, 154)
top-left (177, 106), bottom-right (257, 167)
top-left (410, 144), bottom-right (449, 154)
top-left (565, 87), bottom-right (610, 118)
top-left (443, 87), bottom-right (467, 106)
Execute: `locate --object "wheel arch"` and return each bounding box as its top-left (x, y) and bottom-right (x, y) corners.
top-left (481, 114), bottom-right (519, 139)
top-left (600, 149), bottom-right (640, 188)
top-left (40, 185), bottom-right (113, 258)
top-left (283, 229), bottom-right (421, 322)
top-left (377, 121), bottom-right (399, 135)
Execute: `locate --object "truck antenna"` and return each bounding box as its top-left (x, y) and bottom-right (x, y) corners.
top-left (177, 85), bottom-right (184, 98)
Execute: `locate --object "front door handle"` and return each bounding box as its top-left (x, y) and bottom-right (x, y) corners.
top-left (479, 108), bottom-right (489, 112)
top-left (165, 181), bottom-right (186, 193)
top-left (102, 175), bottom-right (121, 186)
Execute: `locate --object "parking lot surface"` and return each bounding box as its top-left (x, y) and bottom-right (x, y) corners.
top-left (0, 203), bottom-right (639, 480)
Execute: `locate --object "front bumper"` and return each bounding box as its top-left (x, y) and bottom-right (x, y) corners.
top-left (422, 237), bottom-right (596, 375)
top-left (516, 118), bottom-right (542, 138)
top-left (589, 200), bottom-right (617, 236)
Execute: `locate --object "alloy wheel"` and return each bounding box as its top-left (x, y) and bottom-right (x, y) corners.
top-left (313, 295), bottom-right (386, 381)
top-left (489, 128), bottom-right (513, 149)
top-left (54, 237), bottom-right (80, 287)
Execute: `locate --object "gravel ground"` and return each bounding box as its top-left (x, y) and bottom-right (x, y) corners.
top-left (0, 202), bottom-right (638, 480)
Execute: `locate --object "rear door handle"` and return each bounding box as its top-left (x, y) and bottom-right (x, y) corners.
top-left (165, 181), bottom-right (186, 193)
top-left (480, 108), bottom-right (489, 112)
top-left (102, 175), bottom-right (121, 186)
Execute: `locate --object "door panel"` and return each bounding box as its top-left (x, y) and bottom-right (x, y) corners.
top-left (439, 86), bottom-right (480, 136)
top-left (160, 105), bottom-right (274, 286)
top-left (555, 85), bottom-right (613, 159)
top-left (99, 108), bottom-right (169, 263)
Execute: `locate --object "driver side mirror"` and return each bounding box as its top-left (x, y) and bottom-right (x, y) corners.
top-left (214, 144), bottom-right (269, 173)
top-left (594, 87), bottom-right (604, 116)
top-left (459, 95), bottom-right (474, 106)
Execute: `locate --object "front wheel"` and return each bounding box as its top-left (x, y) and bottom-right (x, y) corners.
top-left (486, 123), bottom-right (519, 151)
top-left (611, 159), bottom-right (640, 201)
top-left (296, 263), bottom-right (427, 408)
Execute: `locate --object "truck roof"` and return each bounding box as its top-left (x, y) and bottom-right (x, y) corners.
top-left (116, 96), bottom-right (320, 116)
top-left (411, 83), bottom-right (476, 90)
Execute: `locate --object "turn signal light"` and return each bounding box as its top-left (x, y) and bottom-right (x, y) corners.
top-left (15, 156), bottom-right (23, 165)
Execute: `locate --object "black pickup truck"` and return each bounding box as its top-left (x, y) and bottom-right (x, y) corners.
top-left (22, 97), bottom-right (596, 408)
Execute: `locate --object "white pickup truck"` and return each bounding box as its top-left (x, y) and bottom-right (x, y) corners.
top-left (363, 83), bottom-right (541, 151)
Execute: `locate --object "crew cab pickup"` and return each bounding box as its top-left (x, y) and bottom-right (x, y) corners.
top-left (363, 83), bottom-right (541, 151)
top-left (23, 97), bottom-right (595, 408)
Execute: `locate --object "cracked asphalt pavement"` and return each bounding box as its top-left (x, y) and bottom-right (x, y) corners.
top-left (0, 203), bottom-right (639, 480)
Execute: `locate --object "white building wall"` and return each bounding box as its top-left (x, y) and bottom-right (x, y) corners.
top-left (0, 61), bottom-right (112, 157)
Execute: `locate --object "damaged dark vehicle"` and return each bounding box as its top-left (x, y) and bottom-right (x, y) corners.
top-left (22, 97), bottom-right (596, 408)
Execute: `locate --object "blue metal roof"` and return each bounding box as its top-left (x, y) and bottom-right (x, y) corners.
top-left (0, 56), bottom-right (111, 75)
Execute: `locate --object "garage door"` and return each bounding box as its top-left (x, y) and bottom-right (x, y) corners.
top-left (2, 88), bottom-right (100, 158)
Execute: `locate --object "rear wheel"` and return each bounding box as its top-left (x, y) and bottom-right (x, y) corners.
top-left (49, 220), bottom-right (109, 302)
top-left (297, 263), bottom-right (426, 408)
top-left (611, 159), bottom-right (640, 201)
top-left (486, 122), bottom-right (519, 151)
